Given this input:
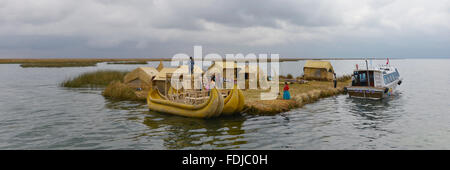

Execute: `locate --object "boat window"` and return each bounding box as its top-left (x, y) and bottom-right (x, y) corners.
top-left (352, 71), bottom-right (374, 86)
top-left (360, 73), bottom-right (366, 82)
top-left (384, 73), bottom-right (395, 84)
top-left (395, 68), bottom-right (400, 77)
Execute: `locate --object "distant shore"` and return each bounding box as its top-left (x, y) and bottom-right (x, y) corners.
top-left (0, 57), bottom-right (393, 64)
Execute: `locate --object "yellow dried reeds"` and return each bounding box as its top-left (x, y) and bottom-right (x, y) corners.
top-left (60, 70), bottom-right (128, 88)
top-left (102, 81), bottom-right (146, 102)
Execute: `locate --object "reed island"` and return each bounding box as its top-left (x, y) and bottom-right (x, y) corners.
top-left (59, 60), bottom-right (351, 116)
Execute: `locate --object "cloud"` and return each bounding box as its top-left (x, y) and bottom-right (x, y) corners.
top-left (0, 0), bottom-right (449, 58)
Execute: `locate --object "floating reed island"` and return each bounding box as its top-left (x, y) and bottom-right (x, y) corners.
top-left (60, 60), bottom-right (352, 115)
top-left (243, 77), bottom-right (351, 115)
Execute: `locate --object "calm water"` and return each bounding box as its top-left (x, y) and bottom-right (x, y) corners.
top-left (0, 59), bottom-right (449, 149)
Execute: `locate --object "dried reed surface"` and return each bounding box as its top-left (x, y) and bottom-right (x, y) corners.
top-left (243, 79), bottom-right (351, 115)
top-left (60, 70), bottom-right (129, 88)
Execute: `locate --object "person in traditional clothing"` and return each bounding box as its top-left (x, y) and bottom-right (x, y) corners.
top-left (283, 82), bottom-right (291, 100)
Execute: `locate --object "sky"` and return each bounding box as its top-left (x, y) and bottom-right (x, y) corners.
top-left (0, 0), bottom-right (449, 58)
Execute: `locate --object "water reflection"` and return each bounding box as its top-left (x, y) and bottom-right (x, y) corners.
top-left (143, 113), bottom-right (247, 149)
top-left (346, 94), bottom-right (403, 138)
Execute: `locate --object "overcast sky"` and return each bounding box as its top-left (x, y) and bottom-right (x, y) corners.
top-left (0, 0), bottom-right (449, 58)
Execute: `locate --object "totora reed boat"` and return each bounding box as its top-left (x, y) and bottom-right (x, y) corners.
top-left (147, 88), bottom-right (224, 118)
top-left (345, 59), bottom-right (403, 100)
top-left (222, 85), bottom-right (245, 115)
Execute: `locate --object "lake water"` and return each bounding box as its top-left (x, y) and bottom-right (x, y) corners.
top-left (0, 59), bottom-right (449, 149)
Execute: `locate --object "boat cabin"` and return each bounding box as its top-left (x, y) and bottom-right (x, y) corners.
top-left (352, 71), bottom-right (374, 87)
top-left (351, 66), bottom-right (401, 88)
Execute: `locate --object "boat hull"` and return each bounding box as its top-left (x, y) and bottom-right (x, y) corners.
top-left (147, 88), bottom-right (224, 118)
top-left (222, 85), bottom-right (245, 115)
top-left (347, 80), bottom-right (399, 100)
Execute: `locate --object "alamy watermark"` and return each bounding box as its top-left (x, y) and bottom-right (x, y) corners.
top-left (168, 46), bottom-right (280, 100)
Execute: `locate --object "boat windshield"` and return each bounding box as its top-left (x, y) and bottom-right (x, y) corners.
top-left (352, 71), bottom-right (374, 87)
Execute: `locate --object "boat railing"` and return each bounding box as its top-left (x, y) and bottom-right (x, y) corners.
top-left (167, 89), bottom-right (230, 105)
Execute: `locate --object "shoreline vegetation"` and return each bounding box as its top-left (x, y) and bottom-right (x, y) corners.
top-left (0, 58), bottom-right (157, 68)
top-left (1, 57), bottom-right (392, 64)
top-left (61, 70), bottom-right (352, 115)
top-left (106, 61), bottom-right (148, 65)
top-left (1, 57), bottom-right (394, 68)
top-left (60, 70), bottom-right (129, 88)
top-left (20, 62), bottom-right (98, 68)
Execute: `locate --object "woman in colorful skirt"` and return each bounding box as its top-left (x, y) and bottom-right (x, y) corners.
top-left (283, 82), bottom-right (291, 100)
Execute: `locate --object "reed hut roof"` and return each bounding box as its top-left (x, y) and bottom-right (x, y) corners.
top-left (123, 67), bottom-right (159, 84)
top-left (154, 67), bottom-right (178, 81)
top-left (156, 60), bottom-right (164, 71)
top-left (304, 60), bottom-right (334, 72)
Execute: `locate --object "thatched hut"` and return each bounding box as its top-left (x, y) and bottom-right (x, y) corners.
top-left (303, 60), bottom-right (334, 81)
top-left (123, 67), bottom-right (159, 89)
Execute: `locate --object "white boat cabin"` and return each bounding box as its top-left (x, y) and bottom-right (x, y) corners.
top-left (351, 66), bottom-right (401, 88)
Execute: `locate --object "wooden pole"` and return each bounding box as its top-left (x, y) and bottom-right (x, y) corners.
top-left (366, 59), bottom-right (371, 87)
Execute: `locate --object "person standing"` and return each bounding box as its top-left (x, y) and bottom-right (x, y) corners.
top-left (283, 82), bottom-right (291, 100)
top-left (333, 73), bottom-right (337, 88)
top-left (189, 56), bottom-right (194, 74)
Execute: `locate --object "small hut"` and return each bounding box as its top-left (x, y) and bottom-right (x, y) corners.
top-left (153, 67), bottom-right (178, 95)
top-left (303, 60), bottom-right (334, 81)
top-left (123, 67), bottom-right (159, 89)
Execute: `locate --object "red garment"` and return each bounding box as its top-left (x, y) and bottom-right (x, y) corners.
top-left (283, 84), bottom-right (289, 91)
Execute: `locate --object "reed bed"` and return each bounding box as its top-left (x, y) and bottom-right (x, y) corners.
top-left (60, 70), bottom-right (129, 88)
top-left (20, 62), bottom-right (97, 68)
top-left (337, 74), bottom-right (352, 82)
top-left (102, 81), bottom-right (145, 101)
top-left (106, 61), bottom-right (148, 65)
top-left (1, 58), bottom-right (157, 67)
top-left (0, 58), bottom-right (163, 64)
